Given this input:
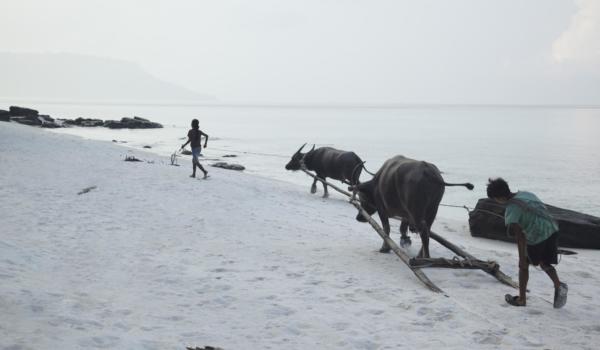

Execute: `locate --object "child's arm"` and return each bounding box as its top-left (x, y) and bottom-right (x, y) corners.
top-left (181, 133), bottom-right (191, 150)
top-left (200, 130), bottom-right (209, 148)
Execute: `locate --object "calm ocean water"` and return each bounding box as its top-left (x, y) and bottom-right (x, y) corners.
top-left (13, 102), bottom-right (600, 220)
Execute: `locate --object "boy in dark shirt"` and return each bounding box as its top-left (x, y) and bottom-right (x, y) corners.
top-left (181, 119), bottom-right (209, 178)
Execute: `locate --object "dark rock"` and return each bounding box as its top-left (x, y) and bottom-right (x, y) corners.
top-left (103, 120), bottom-right (124, 129)
top-left (223, 154), bottom-right (238, 158)
top-left (77, 186), bottom-right (97, 195)
top-left (211, 162), bottom-right (245, 171)
top-left (469, 198), bottom-right (600, 249)
top-left (38, 114), bottom-right (54, 122)
top-left (181, 149), bottom-right (192, 155)
top-left (63, 117), bottom-right (104, 127)
top-left (9, 106), bottom-right (38, 117)
top-left (143, 145), bottom-right (152, 149)
top-left (11, 116), bottom-right (41, 126)
top-left (40, 121), bottom-right (62, 128)
top-left (0, 110), bottom-right (10, 122)
top-left (104, 116), bottom-right (162, 129)
top-left (38, 115), bottom-right (62, 128)
top-left (124, 155), bottom-right (142, 162)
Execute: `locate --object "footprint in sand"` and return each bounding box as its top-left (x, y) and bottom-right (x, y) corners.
top-left (3, 345), bottom-right (27, 350)
top-left (472, 329), bottom-right (508, 345)
top-left (286, 272), bottom-right (304, 278)
top-left (77, 335), bottom-right (121, 348)
top-left (366, 309), bottom-right (385, 316)
top-left (574, 270), bottom-right (593, 279)
top-left (332, 322), bottom-right (350, 331)
top-left (351, 339), bottom-right (380, 350)
top-left (526, 308), bottom-right (544, 316)
top-left (416, 307), bottom-right (454, 321)
top-left (265, 304), bottom-right (296, 318)
top-left (582, 325), bottom-right (600, 333)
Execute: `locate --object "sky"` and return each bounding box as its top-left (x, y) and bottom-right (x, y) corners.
top-left (0, 0), bottom-right (599, 105)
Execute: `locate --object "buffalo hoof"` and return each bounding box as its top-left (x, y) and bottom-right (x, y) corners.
top-left (310, 186), bottom-right (317, 194)
top-left (400, 236), bottom-right (412, 248)
top-left (416, 249), bottom-right (430, 259)
top-left (322, 193), bottom-right (329, 198)
top-left (379, 245), bottom-right (391, 253)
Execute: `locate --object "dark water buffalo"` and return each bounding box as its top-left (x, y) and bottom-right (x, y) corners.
top-left (351, 155), bottom-right (473, 258)
top-left (285, 143), bottom-right (364, 197)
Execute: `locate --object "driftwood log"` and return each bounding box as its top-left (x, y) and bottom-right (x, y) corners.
top-left (300, 168), bottom-right (519, 292)
top-left (469, 198), bottom-right (600, 249)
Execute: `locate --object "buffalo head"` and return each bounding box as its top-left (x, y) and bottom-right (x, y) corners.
top-left (285, 143), bottom-right (307, 170)
top-left (350, 180), bottom-right (377, 222)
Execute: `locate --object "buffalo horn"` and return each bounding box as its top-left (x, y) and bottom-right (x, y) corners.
top-left (296, 143), bottom-right (307, 154)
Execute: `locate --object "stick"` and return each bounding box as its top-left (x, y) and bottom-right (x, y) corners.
top-left (409, 257), bottom-right (498, 270)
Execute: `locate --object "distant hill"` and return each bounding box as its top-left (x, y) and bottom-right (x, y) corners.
top-left (0, 52), bottom-right (214, 103)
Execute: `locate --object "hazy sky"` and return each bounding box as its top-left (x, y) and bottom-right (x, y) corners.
top-left (1, 0), bottom-right (599, 104)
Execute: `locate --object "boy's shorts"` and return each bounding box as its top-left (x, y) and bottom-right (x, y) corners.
top-left (191, 147), bottom-right (201, 161)
top-left (527, 232), bottom-right (559, 265)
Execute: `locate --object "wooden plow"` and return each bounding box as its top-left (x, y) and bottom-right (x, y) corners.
top-left (300, 168), bottom-right (518, 294)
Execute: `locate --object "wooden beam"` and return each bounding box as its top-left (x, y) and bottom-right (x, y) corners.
top-left (409, 257), bottom-right (498, 270)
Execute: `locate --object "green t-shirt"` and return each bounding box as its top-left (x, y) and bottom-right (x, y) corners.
top-left (504, 191), bottom-right (559, 245)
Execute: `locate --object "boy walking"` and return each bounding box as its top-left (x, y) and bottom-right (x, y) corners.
top-left (181, 119), bottom-right (209, 179)
top-left (487, 178), bottom-right (568, 308)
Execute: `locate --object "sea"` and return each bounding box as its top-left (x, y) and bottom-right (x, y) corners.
top-left (8, 101), bottom-right (600, 220)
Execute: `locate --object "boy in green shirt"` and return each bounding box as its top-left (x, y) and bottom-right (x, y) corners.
top-left (487, 178), bottom-right (567, 308)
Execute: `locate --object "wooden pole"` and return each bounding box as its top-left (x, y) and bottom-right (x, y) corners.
top-left (409, 257), bottom-right (497, 270)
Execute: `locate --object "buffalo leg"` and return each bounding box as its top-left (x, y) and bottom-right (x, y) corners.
top-left (378, 213), bottom-right (391, 253)
top-left (417, 221), bottom-right (431, 258)
top-left (322, 180), bottom-right (329, 198)
top-left (310, 177), bottom-right (318, 194)
top-left (400, 220), bottom-right (412, 247)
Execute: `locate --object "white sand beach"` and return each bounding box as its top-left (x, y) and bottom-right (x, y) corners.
top-left (1, 122), bottom-right (600, 349)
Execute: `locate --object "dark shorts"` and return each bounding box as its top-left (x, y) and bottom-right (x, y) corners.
top-left (191, 147), bottom-right (201, 161)
top-left (527, 232), bottom-right (558, 266)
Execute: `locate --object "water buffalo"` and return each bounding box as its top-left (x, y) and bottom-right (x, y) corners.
top-left (285, 143), bottom-right (364, 197)
top-left (351, 155), bottom-right (473, 258)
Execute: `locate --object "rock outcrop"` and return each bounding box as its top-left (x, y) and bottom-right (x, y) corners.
top-left (62, 117), bottom-right (104, 127)
top-left (0, 110), bottom-right (10, 122)
top-left (104, 116), bottom-right (162, 129)
top-left (2, 105), bottom-right (163, 130)
top-left (9, 106), bottom-right (39, 117)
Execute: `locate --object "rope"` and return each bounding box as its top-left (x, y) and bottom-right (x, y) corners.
top-left (208, 146), bottom-right (289, 159)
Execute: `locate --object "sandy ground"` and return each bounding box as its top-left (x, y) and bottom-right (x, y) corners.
top-left (1, 122), bottom-right (599, 349)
